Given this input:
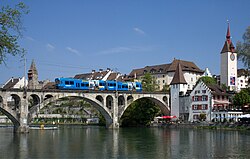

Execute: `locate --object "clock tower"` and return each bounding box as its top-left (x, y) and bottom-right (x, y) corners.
top-left (220, 22), bottom-right (237, 91)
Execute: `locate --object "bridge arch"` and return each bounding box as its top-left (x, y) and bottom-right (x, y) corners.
top-left (0, 94), bottom-right (20, 130)
top-left (28, 94), bottom-right (113, 127)
top-left (119, 96), bottom-right (170, 119)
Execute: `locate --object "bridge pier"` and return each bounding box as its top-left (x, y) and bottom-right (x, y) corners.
top-left (15, 98), bottom-right (29, 133)
top-left (105, 94), bottom-right (119, 129)
top-left (15, 125), bottom-right (29, 133)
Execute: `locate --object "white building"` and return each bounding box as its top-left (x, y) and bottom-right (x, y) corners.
top-left (1, 77), bottom-right (27, 89)
top-left (237, 69), bottom-right (249, 90)
top-left (189, 80), bottom-right (242, 122)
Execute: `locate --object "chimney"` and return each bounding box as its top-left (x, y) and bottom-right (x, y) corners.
top-left (107, 68), bottom-right (111, 71)
top-left (99, 69), bottom-right (103, 72)
top-left (92, 70), bottom-right (95, 74)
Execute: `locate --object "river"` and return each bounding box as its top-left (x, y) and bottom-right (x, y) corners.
top-left (1, 126), bottom-right (250, 158)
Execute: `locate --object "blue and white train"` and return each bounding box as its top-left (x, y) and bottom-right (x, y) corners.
top-left (55, 77), bottom-right (142, 92)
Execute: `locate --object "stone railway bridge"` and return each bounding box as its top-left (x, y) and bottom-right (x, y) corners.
top-left (0, 88), bottom-right (170, 133)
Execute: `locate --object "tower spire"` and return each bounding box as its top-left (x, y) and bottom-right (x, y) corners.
top-left (226, 20), bottom-right (231, 44)
top-left (221, 21), bottom-right (235, 53)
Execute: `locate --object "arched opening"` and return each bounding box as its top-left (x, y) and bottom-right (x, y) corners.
top-left (127, 95), bottom-right (133, 102)
top-left (0, 96), bottom-right (3, 106)
top-left (96, 95), bottom-right (104, 104)
top-left (106, 95), bottom-right (113, 109)
top-left (44, 94), bottom-right (53, 100)
top-left (9, 94), bottom-right (21, 111)
top-left (118, 95), bottom-right (125, 106)
top-left (28, 94), bottom-right (40, 110)
top-left (163, 96), bottom-right (168, 105)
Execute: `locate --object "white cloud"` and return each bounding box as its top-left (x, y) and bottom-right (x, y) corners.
top-left (98, 46), bottom-right (154, 55)
top-left (66, 47), bottom-right (80, 56)
top-left (46, 43), bottom-right (55, 51)
top-left (133, 27), bottom-right (145, 35)
top-left (25, 36), bottom-right (35, 41)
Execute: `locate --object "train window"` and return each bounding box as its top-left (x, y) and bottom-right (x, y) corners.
top-left (55, 79), bottom-right (60, 84)
top-left (81, 83), bottom-right (84, 87)
top-left (100, 83), bottom-right (104, 86)
top-left (65, 81), bottom-right (70, 85)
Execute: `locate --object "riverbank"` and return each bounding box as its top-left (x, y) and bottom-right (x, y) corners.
top-left (153, 122), bottom-right (250, 130)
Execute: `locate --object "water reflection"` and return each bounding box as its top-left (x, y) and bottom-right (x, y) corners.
top-left (1, 127), bottom-right (250, 158)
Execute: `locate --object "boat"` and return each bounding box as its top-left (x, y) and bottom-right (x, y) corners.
top-left (30, 125), bottom-right (58, 130)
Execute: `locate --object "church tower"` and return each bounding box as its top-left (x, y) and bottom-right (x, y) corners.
top-left (170, 61), bottom-right (188, 118)
top-left (220, 22), bottom-right (237, 91)
top-left (27, 59), bottom-right (39, 89)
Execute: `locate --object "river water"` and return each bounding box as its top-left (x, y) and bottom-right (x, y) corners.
top-left (1, 126), bottom-right (250, 159)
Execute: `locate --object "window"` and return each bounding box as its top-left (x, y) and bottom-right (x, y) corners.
top-left (202, 90), bottom-right (206, 94)
top-left (194, 96), bottom-right (199, 101)
top-left (193, 105), bottom-right (198, 110)
top-left (163, 80), bottom-right (165, 83)
top-left (65, 81), bottom-right (69, 85)
top-left (70, 81), bottom-right (74, 85)
top-left (193, 115), bottom-right (199, 119)
top-left (202, 104), bottom-right (207, 110)
top-left (202, 95), bottom-right (207, 101)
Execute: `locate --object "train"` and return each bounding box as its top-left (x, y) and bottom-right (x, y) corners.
top-left (55, 77), bottom-right (142, 92)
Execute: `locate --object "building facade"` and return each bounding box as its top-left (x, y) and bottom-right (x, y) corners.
top-left (129, 59), bottom-right (204, 91)
top-left (189, 80), bottom-right (242, 122)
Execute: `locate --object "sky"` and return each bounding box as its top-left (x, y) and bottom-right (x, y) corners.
top-left (1, 0), bottom-right (250, 85)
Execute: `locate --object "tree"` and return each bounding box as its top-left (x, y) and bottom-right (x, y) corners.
top-left (233, 89), bottom-right (250, 109)
top-left (236, 26), bottom-right (250, 69)
top-left (0, 2), bottom-right (29, 64)
top-left (141, 72), bottom-right (159, 92)
top-left (121, 98), bottom-right (161, 127)
top-left (197, 76), bottom-right (217, 85)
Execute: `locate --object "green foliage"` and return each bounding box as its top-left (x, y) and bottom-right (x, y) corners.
top-left (199, 113), bottom-right (206, 121)
top-left (0, 2), bottom-right (29, 64)
top-left (236, 26), bottom-right (250, 69)
top-left (121, 98), bottom-right (161, 127)
top-left (197, 76), bottom-right (217, 85)
top-left (141, 72), bottom-right (159, 92)
top-left (161, 84), bottom-right (170, 92)
top-left (233, 89), bottom-right (250, 108)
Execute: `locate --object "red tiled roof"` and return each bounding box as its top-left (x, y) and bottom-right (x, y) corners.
top-left (170, 63), bottom-right (187, 85)
top-left (129, 59), bottom-right (203, 78)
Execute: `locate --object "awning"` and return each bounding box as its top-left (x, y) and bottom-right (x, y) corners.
top-left (155, 116), bottom-right (177, 119)
top-left (213, 100), bottom-right (231, 104)
top-left (238, 114), bottom-right (250, 118)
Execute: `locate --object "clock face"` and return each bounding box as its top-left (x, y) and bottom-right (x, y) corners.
top-left (230, 53), bottom-right (235, 61)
